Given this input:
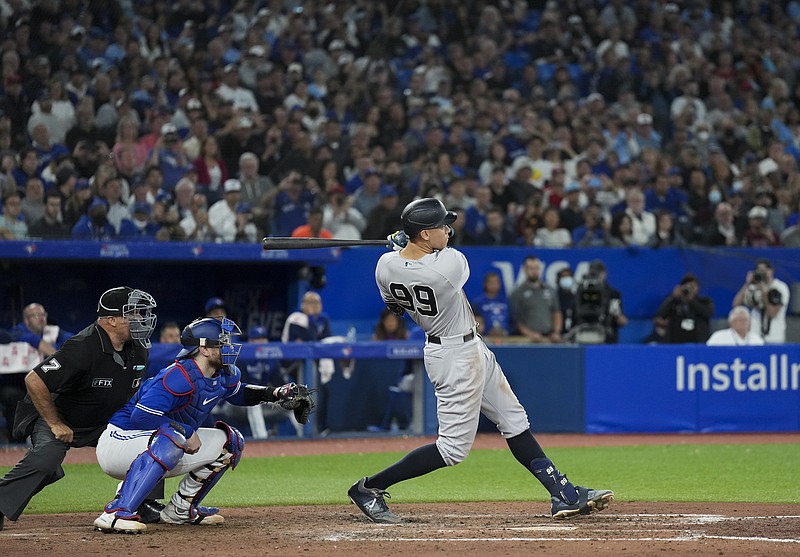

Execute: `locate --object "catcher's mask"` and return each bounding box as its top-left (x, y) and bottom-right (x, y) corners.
top-left (176, 317), bottom-right (242, 369)
top-left (97, 286), bottom-right (158, 348)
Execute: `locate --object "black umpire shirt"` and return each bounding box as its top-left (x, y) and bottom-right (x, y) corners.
top-left (26, 322), bottom-right (149, 447)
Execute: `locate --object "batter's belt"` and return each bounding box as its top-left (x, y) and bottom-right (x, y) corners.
top-left (427, 327), bottom-right (477, 347)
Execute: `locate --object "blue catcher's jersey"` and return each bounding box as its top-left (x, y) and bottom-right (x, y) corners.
top-left (109, 358), bottom-right (243, 438)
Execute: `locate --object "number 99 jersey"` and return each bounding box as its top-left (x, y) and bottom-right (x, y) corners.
top-left (376, 247), bottom-right (474, 338)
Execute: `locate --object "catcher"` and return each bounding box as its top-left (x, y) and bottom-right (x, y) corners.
top-left (93, 317), bottom-right (314, 533)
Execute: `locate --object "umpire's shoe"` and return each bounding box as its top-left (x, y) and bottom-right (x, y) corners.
top-left (551, 486), bottom-right (614, 519)
top-left (137, 499), bottom-right (166, 524)
top-left (94, 512), bottom-right (147, 534)
top-left (348, 477), bottom-right (402, 524)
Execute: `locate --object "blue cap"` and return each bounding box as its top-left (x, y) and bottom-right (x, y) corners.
top-left (380, 184), bottom-right (398, 198)
top-left (87, 196), bottom-right (108, 212)
top-left (132, 201), bottom-right (151, 214)
top-left (155, 191), bottom-right (172, 204)
top-left (236, 202), bottom-right (252, 214)
top-left (565, 181), bottom-right (581, 193)
top-left (204, 296), bottom-right (226, 314)
top-left (74, 178), bottom-right (90, 190)
top-left (248, 325), bottom-right (268, 339)
top-left (588, 177), bottom-right (602, 188)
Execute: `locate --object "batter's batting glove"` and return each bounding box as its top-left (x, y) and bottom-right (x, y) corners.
top-left (275, 382), bottom-right (316, 424)
top-left (387, 230), bottom-right (408, 251)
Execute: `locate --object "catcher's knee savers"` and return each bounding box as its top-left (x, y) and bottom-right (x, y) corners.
top-left (176, 421), bottom-right (244, 522)
top-left (104, 423), bottom-right (189, 520)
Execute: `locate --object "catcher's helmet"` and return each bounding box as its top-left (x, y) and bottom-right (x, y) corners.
top-left (401, 198), bottom-right (457, 238)
top-left (176, 317), bottom-right (242, 368)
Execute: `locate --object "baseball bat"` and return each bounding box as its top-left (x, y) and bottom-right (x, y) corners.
top-left (262, 237), bottom-right (390, 250)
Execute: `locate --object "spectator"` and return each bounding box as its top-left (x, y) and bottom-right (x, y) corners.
top-left (573, 203), bottom-right (614, 246)
top-left (742, 205), bottom-right (780, 247)
top-left (233, 202), bottom-right (257, 243)
top-left (291, 206), bottom-right (333, 239)
top-left (1, 303), bottom-right (73, 440)
top-left (706, 306), bottom-right (765, 346)
top-left (0, 190), bottom-right (28, 239)
top-left (647, 210), bottom-right (688, 248)
top-left (119, 201), bottom-right (160, 241)
top-left (208, 178), bottom-right (243, 243)
top-left (281, 291), bottom-right (332, 434)
top-left (571, 260), bottom-right (627, 344)
top-left (193, 135), bottom-right (229, 204)
top-left (464, 186), bottom-right (492, 239)
top-left (111, 115), bottom-right (147, 178)
top-left (559, 182), bottom-right (586, 232)
top-left (363, 185), bottom-right (402, 240)
top-left (237, 152), bottom-right (276, 237)
top-left (535, 206), bottom-right (572, 248)
top-left (29, 189), bottom-right (69, 239)
top-left (71, 197), bottom-right (115, 240)
top-left (272, 172), bottom-right (316, 237)
top-left (179, 193), bottom-right (214, 242)
top-left (147, 123), bottom-right (193, 193)
top-left (351, 169), bottom-right (383, 221)
top-left (100, 176), bottom-right (131, 234)
top-left (322, 185), bottom-right (366, 240)
top-left (644, 173), bottom-right (688, 217)
top-left (204, 297), bottom-right (227, 320)
top-left (474, 206), bottom-right (516, 246)
top-left (366, 309), bottom-right (415, 433)
top-left (624, 188), bottom-right (656, 245)
top-left (654, 274), bottom-right (714, 344)
top-left (20, 176), bottom-right (45, 224)
top-left (703, 201), bottom-right (743, 246)
top-left (609, 211), bottom-right (634, 246)
top-left (732, 259), bottom-right (790, 344)
top-left (158, 322), bottom-right (181, 344)
top-left (470, 271), bottom-right (510, 338)
top-left (509, 256), bottom-right (562, 343)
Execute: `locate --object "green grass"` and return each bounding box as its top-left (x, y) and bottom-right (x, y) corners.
top-left (3, 443), bottom-right (798, 514)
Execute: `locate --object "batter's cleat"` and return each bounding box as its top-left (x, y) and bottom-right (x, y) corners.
top-left (94, 512), bottom-right (147, 534)
top-left (0, 511), bottom-right (5, 531)
top-left (348, 477), bottom-right (402, 524)
top-left (159, 502), bottom-right (225, 526)
top-left (137, 499), bottom-right (166, 524)
top-left (551, 486), bottom-right (614, 520)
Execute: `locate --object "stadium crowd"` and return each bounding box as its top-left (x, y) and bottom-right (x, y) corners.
top-left (1, 0), bottom-right (800, 247)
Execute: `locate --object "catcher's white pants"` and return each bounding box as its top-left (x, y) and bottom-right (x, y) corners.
top-left (425, 336), bottom-right (530, 466)
top-left (96, 424), bottom-right (227, 480)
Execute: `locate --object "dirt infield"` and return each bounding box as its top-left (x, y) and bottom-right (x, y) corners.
top-left (2, 432), bottom-right (799, 556)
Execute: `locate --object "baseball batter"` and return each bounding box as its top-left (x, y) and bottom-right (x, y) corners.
top-left (348, 198), bottom-right (613, 523)
top-left (93, 317), bottom-right (313, 533)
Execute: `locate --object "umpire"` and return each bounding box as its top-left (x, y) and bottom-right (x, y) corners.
top-left (0, 287), bottom-right (157, 530)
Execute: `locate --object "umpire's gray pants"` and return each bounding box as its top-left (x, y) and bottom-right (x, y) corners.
top-left (0, 417), bottom-right (69, 520)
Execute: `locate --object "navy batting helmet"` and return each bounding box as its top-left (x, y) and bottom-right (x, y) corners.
top-left (401, 198), bottom-right (457, 238)
top-left (176, 317), bottom-right (242, 368)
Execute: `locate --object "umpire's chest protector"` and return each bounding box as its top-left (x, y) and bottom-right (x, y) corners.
top-left (161, 361), bottom-right (240, 430)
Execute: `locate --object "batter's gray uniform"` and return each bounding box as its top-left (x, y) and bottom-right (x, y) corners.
top-left (376, 247), bottom-right (529, 465)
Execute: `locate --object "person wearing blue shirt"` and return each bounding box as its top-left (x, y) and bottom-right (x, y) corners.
top-left (93, 317), bottom-right (311, 533)
top-left (71, 197), bottom-right (116, 239)
top-left (470, 271), bottom-right (510, 338)
top-left (11, 303), bottom-right (72, 357)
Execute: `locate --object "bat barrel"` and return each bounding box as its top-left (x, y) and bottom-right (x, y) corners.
top-left (262, 237), bottom-right (390, 250)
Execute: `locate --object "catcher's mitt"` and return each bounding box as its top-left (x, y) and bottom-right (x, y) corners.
top-left (275, 382), bottom-right (316, 424)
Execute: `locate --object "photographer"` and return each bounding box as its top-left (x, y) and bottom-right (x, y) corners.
top-left (732, 259), bottom-right (790, 344)
top-left (654, 274), bottom-right (714, 343)
top-left (569, 260), bottom-right (627, 344)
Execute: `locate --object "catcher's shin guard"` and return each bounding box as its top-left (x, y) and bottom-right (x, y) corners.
top-left (166, 423), bottom-right (244, 523)
top-left (104, 424), bottom-right (187, 519)
top-left (531, 457), bottom-right (579, 505)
